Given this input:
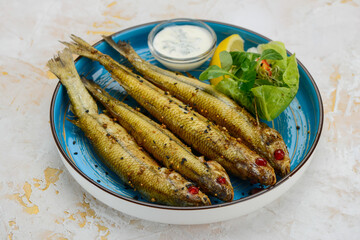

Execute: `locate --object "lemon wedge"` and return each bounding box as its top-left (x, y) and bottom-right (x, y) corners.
top-left (209, 34), bottom-right (244, 85)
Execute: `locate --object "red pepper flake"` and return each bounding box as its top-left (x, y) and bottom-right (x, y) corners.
top-left (188, 186), bottom-right (199, 195)
top-left (255, 158), bottom-right (267, 166)
top-left (260, 59), bottom-right (272, 76)
top-left (274, 149), bottom-right (285, 160)
top-left (217, 177), bottom-right (226, 184)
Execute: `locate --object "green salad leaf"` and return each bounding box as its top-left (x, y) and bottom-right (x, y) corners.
top-left (201, 41), bottom-right (299, 121)
top-left (259, 49), bottom-right (284, 61)
top-left (199, 65), bottom-right (230, 80)
top-left (219, 51), bottom-right (233, 71)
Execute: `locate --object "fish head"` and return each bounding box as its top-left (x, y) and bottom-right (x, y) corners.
top-left (262, 127), bottom-right (291, 177)
top-left (167, 171), bottom-right (211, 206)
top-left (204, 161), bottom-right (234, 202)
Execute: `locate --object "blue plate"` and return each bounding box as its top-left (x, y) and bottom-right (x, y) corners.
top-left (50, 21), bottom-right (323, 209)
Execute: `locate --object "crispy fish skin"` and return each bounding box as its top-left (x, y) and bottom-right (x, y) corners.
top-left (103, 37), bottom-right (290, 177)
top-left (82, 78), bottom-right (234, 201)
top-left (47, 49), bottom-right (210, 206)
top-left (63, 35), bottom-right (276, 186)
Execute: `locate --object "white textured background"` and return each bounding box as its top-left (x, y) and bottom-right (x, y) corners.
top-left (0, 0), bottom-right (359, 239)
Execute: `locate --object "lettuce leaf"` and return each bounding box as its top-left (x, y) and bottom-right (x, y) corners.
top-left (214, 42), bottom-right (299, 121)
top-left (257, 41), bottom-right (288, 70)
top-left (250, 54), bottom-right (299, 120)
top-left (215, 77), bottom-right (255, 114)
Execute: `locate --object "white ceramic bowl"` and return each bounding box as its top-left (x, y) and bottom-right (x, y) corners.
top-left (147, 18), bottom-right (217, 71)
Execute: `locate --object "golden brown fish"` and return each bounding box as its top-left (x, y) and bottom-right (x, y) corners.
top-left (82, 78), bottom-right (234, 201)
top-left (47, 48), bottom-right (211, 206)
top-left (62, 35), bottom-right (276, 186)
top-left (103, 36), bottom-right (290, 177)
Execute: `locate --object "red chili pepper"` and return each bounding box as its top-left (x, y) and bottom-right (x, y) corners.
top-left (217, 177), bottom-right (227, 185)
top-left (188, 186), bottom-right (199, 195)
top-left (260, 59), bottom-right (272, 76)
top-left (274, 149), bottom-right (285, 160)
top-left (255, 157), bottom-right (267, 166)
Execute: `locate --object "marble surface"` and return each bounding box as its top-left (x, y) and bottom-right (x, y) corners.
top-left (1, 0), bottom-right (359, 239)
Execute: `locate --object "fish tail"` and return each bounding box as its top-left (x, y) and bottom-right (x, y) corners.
top-left (103, 35), bottom-right (131, 57)
top-left (103, 35), bottom-right (143, 64)
top-left (61, 35), bottom-right (104, 62)
top-left (47, 48), bottom-right (98, 116)
top-left (47, 48), bottom-right (76, 80)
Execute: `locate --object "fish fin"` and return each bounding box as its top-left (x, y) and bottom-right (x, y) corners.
top-left (69, 104), bottom-right (75, 115)
top-left (80, 77), bottom-right (98, 91)
top-left (66, 117), bottom-right (81, 128)
top-left (198, 156), bottom-right (206, 163)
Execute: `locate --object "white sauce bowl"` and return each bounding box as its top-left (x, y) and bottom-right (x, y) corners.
top-left (148, 18), bottom-right (217, 72)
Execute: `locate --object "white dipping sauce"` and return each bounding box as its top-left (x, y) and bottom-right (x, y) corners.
top-left (153, 25), bottom-right (213, 59)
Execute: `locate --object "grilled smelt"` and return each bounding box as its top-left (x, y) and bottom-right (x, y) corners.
top-left (104, 37), bottom-right (291, 177)
top-left (63, 35), bottom-right (276, 186)
top-left (47, 48), bottom-right (211, 206)
top-left (82, 78), bottom-right (234, 201)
